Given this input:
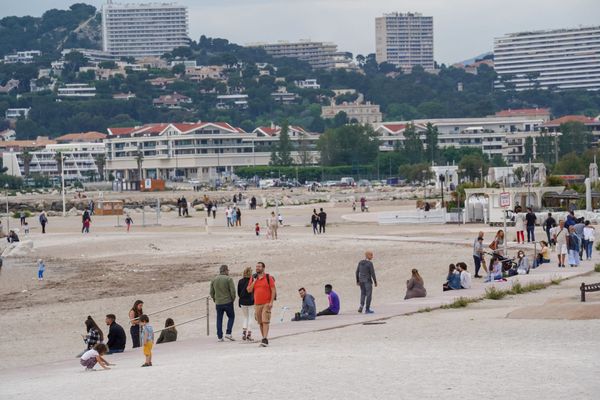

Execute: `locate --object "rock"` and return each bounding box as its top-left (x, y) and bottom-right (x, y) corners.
top-left (160, 205), bottom-right (172, 212)
top-left (194, 204), bottom-right (205, 211)
top-left (2, 239), bottom-right (34, 257)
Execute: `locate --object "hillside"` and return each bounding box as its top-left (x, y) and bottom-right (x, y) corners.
top-left (0, 3), bottom-right (101, 58)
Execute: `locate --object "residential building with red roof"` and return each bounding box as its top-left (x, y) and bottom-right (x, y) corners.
top-left (55, 131), bottom-right (107, 143)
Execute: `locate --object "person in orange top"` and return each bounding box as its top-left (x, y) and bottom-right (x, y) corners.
top-left (247, 261), bottom-right (276, 347)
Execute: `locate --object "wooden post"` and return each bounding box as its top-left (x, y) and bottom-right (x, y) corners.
top-left (206, 297), bottom-right (210, 336)
top-left (581, 283), bottom-right (586, 302)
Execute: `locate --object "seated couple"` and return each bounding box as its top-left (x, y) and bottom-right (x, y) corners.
top-left (292, 284), bottom-right (340, 321)
top-left (442, 263), bottom-right (472, 291)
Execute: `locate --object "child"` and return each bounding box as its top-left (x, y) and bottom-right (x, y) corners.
top-left (125, 214), bottom-right (133, 232)
top-left (278, 213), bottom-right (283, 226)
top-left (140, 314), bottom-right (154, 367)
top-left (24, 221), bottom-right (30, 235)
top-left (255, 222), bottom-right (260, 236)
top-left (80, 343), bottom-right (110, 371)
top-left (37, 259), bottom-right (45, 281)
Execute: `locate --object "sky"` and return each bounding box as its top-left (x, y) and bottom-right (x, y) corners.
top-left (2, 0), bottom-right (600, 64)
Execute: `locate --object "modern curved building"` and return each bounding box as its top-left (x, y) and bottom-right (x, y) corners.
top-left (494, 26), bottom-right (600, 91)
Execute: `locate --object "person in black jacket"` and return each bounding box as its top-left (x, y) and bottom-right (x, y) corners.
top-left (105, 314), bottom-right (126, 354)
top-left (237, 267), bottom-right (255, 341)
top-left (318, 208), bottom-right (327, 234)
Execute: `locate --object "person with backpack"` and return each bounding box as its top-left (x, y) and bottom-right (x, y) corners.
top-left (247, 261), bottom-right (276, 347)
top-left (39, 211), bottom-right (48, 234)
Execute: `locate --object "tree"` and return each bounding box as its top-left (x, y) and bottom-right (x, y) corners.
top-left (424, 122), bottom-right (439, 163)
top-left (558, 121), bottom-right (592, 156)
top-left (172, 63), bottom-right (186, 76)
top-left (54, 152), bottom-right (63, 177)
top-left (135, 146), bottom-right (144, 180)
top-left (21, 151), bottom-right (33, 177)
top-left (276, 122), bottom-right (293, 166)
top-left (94, 153), bottom-right (106, 181)
top-left (332, 111), bottom-right (348, 128)
top-left (297, 131), bottom-right (313, 166)
top-left (402, 123), bottom-right (424, 164)
top-left (459, 154), bottom-right (487, 182)
top-left (490, 154), bottom-right (507, 167)
top-left (398, 163), bottom-right (433, 184)
top-left (317, 125), bottom-right (379, 166)
top-left (524, 136), bottom-right (534, 161)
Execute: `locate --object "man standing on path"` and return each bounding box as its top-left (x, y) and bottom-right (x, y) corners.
top-left (209, 265), bottom-right (236, 342)
top-left (526, 208), bottom-right (537, 243)
top-left (268, 211), bottom-right (278, 239)
top-left (356, 251), bottom-right (377, 314)
top-left (247, 262), bottom-right (276, 347)
top-left (543, 212), bottom-right (556, 244)
top-left (318, 208), bottom-right (327, 234)
top-left (473, 232), bottom-right (485, 278)
top-left (554, 219), bottom-right (568, 268)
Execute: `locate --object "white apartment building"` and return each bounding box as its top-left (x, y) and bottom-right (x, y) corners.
top-left (376, 113), bottom-right (547, 163)
top-left (58, 83), bottom-right (96, 98)
top-left (375, 12), bottom-right (434, 72)
top-left (101, 1), bottom-right (189, 58)
top-left (294, 79), bottom-right (320, 89)
top-left (3, 50), bottom-right (41, 64)
top-left (104, 122), bottom-right (319, 182)
top-left (3, 143), bottom-right (106, 181)
top-left (494, 26), bottom-right (600, 91)
top-left (251, 40), bottom-right (338, 70)
top-left (5, 108), bottom-right (31, 120)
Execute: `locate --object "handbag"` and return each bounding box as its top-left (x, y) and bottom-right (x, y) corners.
top-left (489, 240), bottom-right (497, 251)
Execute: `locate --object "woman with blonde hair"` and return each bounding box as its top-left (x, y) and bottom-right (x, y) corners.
top-left (405, 268), bottom-right (427, 300)
top-left (237, 266), bottom-right (255, 341)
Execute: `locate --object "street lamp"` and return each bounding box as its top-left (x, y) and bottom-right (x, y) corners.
top-left (439, 174), bottom-right (446, 208)
top-left (4, 183), bottom-right (9, 234)
top-left (61, 153), bottom-right (66, 217)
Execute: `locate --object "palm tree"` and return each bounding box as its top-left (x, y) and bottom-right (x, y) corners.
top-left (21, 151), bottom-right (33, 177)
top-left (93, 153), bottom-right (106, 181)
top-left (54, 152), bottom-right (63, 177)
top-left (135, 147), bottom-right (144, 181)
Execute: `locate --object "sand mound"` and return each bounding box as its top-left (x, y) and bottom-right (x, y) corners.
top-left (1, 240), bottom-right (34, 257)
top-left (507, 299), bottom-right (600, 320)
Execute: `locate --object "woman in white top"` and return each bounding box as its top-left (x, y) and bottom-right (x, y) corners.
top-left (583, 220), bottom-right (595, 260)
top-left (514, 211), bottom-right (525, 244)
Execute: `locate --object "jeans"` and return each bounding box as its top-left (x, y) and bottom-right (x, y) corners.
top-left (312, 222), bottom-right (318, 234)
top-left (38, 269), bottom-right (44, 279)
top-left (130, 325), bottom-right (140, 348)
top-left (106, 348), bottom-right (124, 355)
top-left (216, 302), bottom-right (235, 339)
top-left (317, 308), bottom-right (338, 316)
top-left (546, 228), bottom-right (552, 244)
top-left (527, 226), bottom-right (535, 242)
top-left (319, 223), bottom-right (326, 233)
top-left (473, 255), bottom-right (482, 276)
top-left (568, 250), bottom-right (580, 266)
top-left (586, 240), bottom-right (594, 259)
top-left (359, 282), bottom-right (373, 311)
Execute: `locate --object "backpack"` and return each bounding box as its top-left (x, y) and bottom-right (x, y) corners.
top-left (265, 274), bottom-right (277, 301)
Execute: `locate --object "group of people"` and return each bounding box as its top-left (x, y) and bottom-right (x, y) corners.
top-left (225, 206), bottom-right (242, 227)
top-left (443, 262), bottom-right (472, 290)
top-left (513, 206), bottom-right (537, 243)
top-left (550, 215), bottom-right (595, 268)
top-left (310, 208), bottom-right (327, 234)
top-left (78, 300), bottom-right (177, 370)
top-left (177, 197), bottom-right (189, 217)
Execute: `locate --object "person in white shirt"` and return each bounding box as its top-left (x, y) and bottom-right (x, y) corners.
top-left (583, 220), bottom-right (595, 260)
top-left (457, 262), bottom-right (472, 289)
top-left (514, 211), bottom-right (526, 244)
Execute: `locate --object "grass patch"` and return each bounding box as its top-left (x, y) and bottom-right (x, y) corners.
top-left (441, 297), bottom-right (474, 309)
top-left (595, 263), bottom-right (600, 273)
top-left (417, 307), bottom-right (432, 313)
top-left (485, 287), bottom-right (508, 300)
top-left (550, 277), bottom-right (563, 285)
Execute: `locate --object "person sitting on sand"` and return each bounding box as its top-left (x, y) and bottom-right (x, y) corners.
top-left (292, 288), bottom-right (316, 321)
top-left (457, 262), bottom-right (472, 289)
top-left (80, 344), bottom-right (111, 371)
top-left (485, 256), bottom-right (504, 282)
top-left (533, 241), bottom-right (551, 268)
top-left (156, 318), bottom-right (178, 344)
top-left (443, 264), bottom-right (461, 291)
top-left (105, 314), bottom-right (126, 354)
top-left (317, 284), bottom-right (340, 316)
top-left (6, 230), bottom-right (19, 243)
top-left (405, 269), bottom-right (427, 299)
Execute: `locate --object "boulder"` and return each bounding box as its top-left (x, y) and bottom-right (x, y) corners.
top-left (160, 205), bottom-right (172, 213)
top-left (194, 204), bottom-right (205, 211)
top-left (2, 240), bottom-right (34, 258)
top-left (67, 207), bottom-right (80, 217)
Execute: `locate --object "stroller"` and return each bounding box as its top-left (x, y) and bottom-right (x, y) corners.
top-left (483, 251), bottom-right (518, 272)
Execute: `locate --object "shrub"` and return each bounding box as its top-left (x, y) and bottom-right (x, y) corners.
top-left (595, 264), bottom-right (600, 273)
top-left (441, 297), bottom-right (472, 309)
top-left (485, 287), bottom-right (508, 300)
top-left (11, 210), bottom-right (32, 219)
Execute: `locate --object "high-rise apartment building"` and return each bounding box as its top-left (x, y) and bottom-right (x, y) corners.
top-left (101, 1), bottom-right (189, 58)
top-left (375, 12), bottom-right (434, 72)
top-left (251, 40), bottom-right (338, 69)
top-left (494, 26), bottom-right (600, 91)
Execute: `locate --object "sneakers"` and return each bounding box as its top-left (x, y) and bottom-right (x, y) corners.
top-left (246, 332), bottom-right (253, 342)
top-left (260, 338), bottom-right (269, 347)
top-left (218, 338), bottom-right (224, 342)
top-left (242, 330), bottom-right (247, 341)
top-left (358, 307), bottom-right (363, 313)
top-left (224, 334), bottom-right (235, 341)
top-left (141, 363), bottom-right (151, 367)
top-left (365, 309), bottom-right (375, 314)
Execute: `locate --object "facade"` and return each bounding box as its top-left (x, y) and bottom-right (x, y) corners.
top-left (494, 26), bottom-right (600, 91)
top-left (294, 79), bottom-right (320, 90)
top-left (375, 12), bottom-right (434, 72)
top-left (153, 93), bottom-right (192, 109)
top-left (104, 122), bottom-right (318, 182)
top-left (252, 40), bottom-right (338, 69)
top-left (5, 108), bottom-right (31, 120)
top-left (376, 113), bottom-right (547, 163)
top-left (3, 50), bottom-right (41, 64)
top-left (216, 94), bottom-right (248, 110)
top-left (58, 83), bottom-right (96, 98)
top-left (322, 102), bottom-right (383, 124)
top-left (101, 1), bottom-right (189, 58)
top-left (2, 142), bottom-right (105, 181)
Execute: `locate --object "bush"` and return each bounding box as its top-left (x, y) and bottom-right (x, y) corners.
top-left (441, 297), bottom-right (473, 309)
top-left (485, 287), bottom-right (507, 300)
top-left (595, 264), bottom-right (600, 273)
top-left (12, 210), bottom-right (32, 219)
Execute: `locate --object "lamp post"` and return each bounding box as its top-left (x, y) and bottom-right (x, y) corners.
top-left (439, 174), bottom-right (446, 208)
top-left (61, 153), bottom-right (66, 217)
top-left (5, 183), bottom-right (9, 234)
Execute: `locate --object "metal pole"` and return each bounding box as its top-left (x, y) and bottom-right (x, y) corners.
top-left (142, 206), bottom-right (146, 227)
top-left (5, 188), bottom-right (9, 233)
top-left (156, 198), bottom-right (160, 225)
top-left (503, 207), bottom-right (508, 255)
top-left (205, 297), bottom-right (210, 336)
top-left (61, 154), bottom-right (66, 217)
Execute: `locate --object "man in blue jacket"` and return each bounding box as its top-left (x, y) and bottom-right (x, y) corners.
top-left (292, 288), bottom-right (316, 321)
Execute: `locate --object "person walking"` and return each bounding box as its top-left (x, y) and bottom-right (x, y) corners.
top-left (567, 226), bottom-right (581, 268)
top-left (356, 251), bottom-right (377, 314)
top-left (268, 212), bottom-right (278, 239)
top-left (554, 220), bottom-right (568, 268)
top-left (125, 214), bottom-right (134, 232)
top-left (209, 264), bottom-right (236, 342)
top-left (247, 261), bottom-right (276, 347)
top-left (129, 300), bottom-right (144, 348)
top-left (318, 208), bottom-right (327, 234)
top-left (514, 210), bottom-right (525, 244)
top-left (543, 212), bottom-right (556, 245)
top-left (583, 220), bottom-right (595, 260)
top-left (39, 211), bottom-right (48, 234)
top-left (212, 203), bottom-right (217, 219)
top-left (526, 208), bottom-right (537, 243)
top-left (311, 209), bottom-right (319, 235)
top-left (19, 210), bottom-right (26, 226)
top-left (237, 267), bottom-right (255, 341)
top-left (236, 207), bottom-right (242, 226)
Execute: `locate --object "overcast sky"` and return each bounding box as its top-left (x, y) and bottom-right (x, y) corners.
top-left (3, 0), bottom-right (600, 63)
